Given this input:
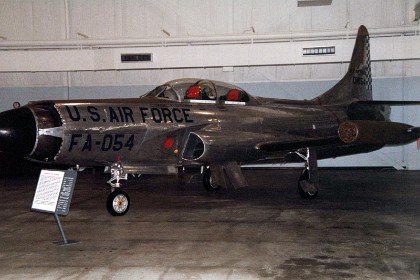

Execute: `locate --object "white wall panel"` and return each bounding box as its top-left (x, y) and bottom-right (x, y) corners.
top-left (178, 0), bottom-right (233, 35)
top-left (0, 1), bottom-right (33, 40)
top-left (383, 0), bottom-right (406, 27)
top-left (0, 87), bottom-right (69, 112)
top-left (349, 0), bottom-right (385, 29)
top-left (310, 1), bottom-right (347, 30)
top-left (377, 61), bottom-right (405, 77)
top-left (348, 0), bottom-right (410, 29)
top-left (233, 66), bottom-right (274, 83)
top-left (0, 0), bottom-right (65, 40)
top-left (0, 72), bottom-right (67, 87)
top-left (68, 0), bottom-right (117, 39)
top-left (231, 0), bottom-right (287, 34)
top-left (309, 63), bottom-right (343, 80)
top-left (275, 64), bottom-right (311, 81)
top-left (231, 0), bottom-right (252, 34)
top-left (32, 0), bottom-right (66, 40)
top-left (289, 2), bottom-right (310, 31)
top-left (404, 60), bottom-right (420, 77)
top-left (70, 71), bottom-right (118, 86)
top-left (0, 52), bottom-right (418, 88)
top-left (1, 35), bottom-right (418, 73)
top-left (371, 60), bottom-right (420, 79)
top-left (121, 0), bottom-right (157, 38)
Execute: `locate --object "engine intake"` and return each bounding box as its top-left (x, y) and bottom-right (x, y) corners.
top-left (29, 105), bottom-right (63, 162)
top-left (0, 104), bottom-right (63, 162)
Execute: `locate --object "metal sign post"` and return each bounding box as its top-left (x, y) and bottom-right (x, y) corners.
top-left (31, 169), bottom-right (79, 246)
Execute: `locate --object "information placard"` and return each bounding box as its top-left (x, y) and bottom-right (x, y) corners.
top-left (32, 169), bottom-right (77, 216)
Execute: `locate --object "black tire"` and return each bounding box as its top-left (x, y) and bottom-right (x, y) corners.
top-left (298, 181), bottom-right (318, 199)
top-left (203, 169), bottom-right (221, 192)
top-left (298, 169), bottom-right (318, 199)
top-left (106, 190), bottom-right (130, 216)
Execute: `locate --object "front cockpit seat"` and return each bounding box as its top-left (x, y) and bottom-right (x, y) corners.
top-left (186, 85), bottom-right (202, 99)
top-left (186, 83), bottom-right (217, 101)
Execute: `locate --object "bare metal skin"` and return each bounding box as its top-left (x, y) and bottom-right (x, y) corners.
top-left (0, 26), bottom-right (419, 215)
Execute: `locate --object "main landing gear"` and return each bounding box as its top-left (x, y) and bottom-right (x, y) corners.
top-left (296, 148), bottom-right (319, 199)
top-left (202, 168), bottom-right (221, 192)
top-left (201, 152), bottom-right (319, 200)
top-left (106, 163), bottom-right (130, 216)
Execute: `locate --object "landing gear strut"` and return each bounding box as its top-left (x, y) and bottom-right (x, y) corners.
top-left (296, 148), bottom-right (319, 199)
top-left (106, 163), bottom-right (130, 216)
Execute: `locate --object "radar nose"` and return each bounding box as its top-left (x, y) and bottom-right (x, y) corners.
top-left (0, 107), bottom-right (37, 157)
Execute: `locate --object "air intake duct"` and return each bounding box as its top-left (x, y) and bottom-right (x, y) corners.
top-left (0, 105), bottom-right (63, 162)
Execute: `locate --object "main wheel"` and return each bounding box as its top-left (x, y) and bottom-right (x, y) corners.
top-left (107, 190), bottom-right (130, 216)
top-left (203, 169), bottom-right (221, 192)
top-left (298, 169), bottom-right (318, 199)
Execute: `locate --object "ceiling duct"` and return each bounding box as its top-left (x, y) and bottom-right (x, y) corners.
top-left (297, 0), bottom-right (332, 7)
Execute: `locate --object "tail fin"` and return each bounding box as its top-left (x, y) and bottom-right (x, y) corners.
top-left (314, 25), bottom-right (372, 105)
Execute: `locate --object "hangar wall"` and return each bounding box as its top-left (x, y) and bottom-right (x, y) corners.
top-left (0, 0), bottom-right (419, 169)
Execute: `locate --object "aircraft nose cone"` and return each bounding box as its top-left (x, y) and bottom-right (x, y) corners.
top-left (0, 107), bottom-right (36, 157)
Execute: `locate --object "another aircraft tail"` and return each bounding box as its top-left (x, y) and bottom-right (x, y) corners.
top-left (313, 25), bottom-right (372, 105)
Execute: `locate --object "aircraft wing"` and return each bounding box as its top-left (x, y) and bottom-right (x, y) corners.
top-left (255, 136), bottom-right (342, 153)
top-left (183, 128), bottom-right (344, 161)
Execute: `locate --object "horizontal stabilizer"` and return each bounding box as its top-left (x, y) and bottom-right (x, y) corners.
top-left (356, 100), bottom-right (420, 106)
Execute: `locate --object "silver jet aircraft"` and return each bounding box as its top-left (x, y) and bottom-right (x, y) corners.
top-left (1, 25), bottom-right (419, 215)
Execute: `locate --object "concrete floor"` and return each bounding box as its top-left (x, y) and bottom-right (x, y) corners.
top-left (0, 168), bottom-right (419, 279)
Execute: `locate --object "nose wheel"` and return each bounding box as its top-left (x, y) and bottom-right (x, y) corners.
top-left (106, 162), bottom-right (130, 216)
top-left (107, 190), bottom-right (130, 216)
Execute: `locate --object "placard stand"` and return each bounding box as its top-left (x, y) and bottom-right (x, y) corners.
top-left (53, 213), bottom-right (79, 246)
top-left (32, 169), bottom-right (79, 246)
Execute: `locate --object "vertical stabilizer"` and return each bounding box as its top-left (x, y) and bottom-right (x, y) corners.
top-left (314, 25), bottom-right (372, 105)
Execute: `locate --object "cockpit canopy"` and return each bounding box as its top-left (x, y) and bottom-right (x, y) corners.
top-left (141, 78), bottom-right (258, 105)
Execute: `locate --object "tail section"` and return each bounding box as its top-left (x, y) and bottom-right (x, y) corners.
top-left (314, 25), bottom-right (372, 105)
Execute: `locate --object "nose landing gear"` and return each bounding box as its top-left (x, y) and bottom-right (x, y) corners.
top-left (106, 163), bottom-right (130, 216)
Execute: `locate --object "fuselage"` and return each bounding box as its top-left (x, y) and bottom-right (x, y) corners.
top-left (0, 77), bottom-right (408, 173)
top-left (18, 96), bottom-right (352, 167)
